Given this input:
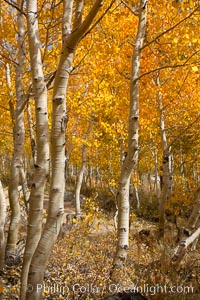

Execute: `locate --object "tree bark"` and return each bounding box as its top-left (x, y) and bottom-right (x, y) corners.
top-left (75, 119), bottom-right (93, 215)
top-left (25, 1), bottom-right (103, 299)
top-left (156, 74), bottom-right (173, 237)
top-left (5, 63), bottom-right (15, 127)
top-left (172, 187), bottom-right (200, 264)
top-left (111, 0), bottom-right (147, 281)
top-left (0, 180), bottom-right (6, 270)
top-left (6, 1), bottom-right (25, 262)
top-left (65, 116), bottom-right (80, 181)
top-left (19, 167), bottom-right (30, 212)
top-left (27, 101), bottom-right (37, 164)
top-left (20, 0), bottom-right (49, 298)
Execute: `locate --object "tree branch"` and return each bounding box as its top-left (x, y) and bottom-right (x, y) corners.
top-left (121, 0), bottom-right (140, 16)
top-left (0, 53), bottom-right (18, 66)
top-left (73, 0), bottom-right (84, 30)
top-left (135, 51), bottom-right (200, 83)
top-left (82, 0), bottom-right (116, 40)
top-left (70, 0), bottom-right (104, 43)
top-left (142, 5), bottom-right (200, 50)
top-left (3, 0), bottom-right (26, 16)
top-left (168, 114), bottom-right (200, 150)
top-left (62, 0), bottom-right (73, 41)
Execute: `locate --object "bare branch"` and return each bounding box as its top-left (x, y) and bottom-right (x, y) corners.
top-left (0, 53), bottom-right (18, 66)
top-left (0, 105), bottom-right (10, 111)
top-left (71, 47), bottom-right (91, 72)
top-left (142, 5), bottom-right (200, 50)
top-left (115, 65), bottom-right (130, 80)
top-left (3, 0), bottom-right (26, 16)
top-left (168, 114), bottom-right (200, 150)
top-left (115, 48), bottom-right (200, 83)
top-left (0, 131), bottom-right (13, 135)
top-left (135, 50), bottom-right (200, 83)
top-left (82, 0), bottom-right (116, 40)
top-left (121, 0), bottom-right (139, 16)
top-left (53, 0), bottom-right (63, 9)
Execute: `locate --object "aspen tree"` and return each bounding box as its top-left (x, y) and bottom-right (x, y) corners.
top-left (6, 0), bottom-right (25, 262)
top-left (75, 118), bottom-right (93, 215)
top-left (24, 1), bottom-right (104, 299)
top-left (112, 0), bottom-right (147, 280)
top-left (156, 74), bottom-right (173, 238)
top-left (0, 180), bottom-right (6, 270)
top-left (20, 0), bottom-right (49, 298)
top-left (172, 187), bottom-right (200, 264)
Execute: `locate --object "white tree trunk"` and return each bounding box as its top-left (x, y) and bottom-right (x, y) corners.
top-left (135, 187), bottom-right (140, 209)
top-left (27, 101), bottom-right (37, 164)
top-left (156, 74), bottom-right (173, 237)
top-left (172, 187), bottom-right (200, 264)
top-left (75, 119), bottom-right (93, 215)
top-left (5, 63), bottom-right (15, 126)
top-left (19, 167), bottom-right (30, 212)
top-left (20, 0), bottom-right (49, 298)
top-left (25, 1), bottom-right (103, 299)
top-left (65, 116), bottom-right (80, 180)
top-left (0, 180), bottom-right (6, 270)
top-left (151, 147), bottom-right (160, 198)
top-left (112, 0), bottom-right (147, 279)
top-left (6, 2), bottom-right (25, 262)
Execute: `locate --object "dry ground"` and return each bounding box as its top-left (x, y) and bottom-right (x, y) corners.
top-left (1, 191), bottom-right (200, 300)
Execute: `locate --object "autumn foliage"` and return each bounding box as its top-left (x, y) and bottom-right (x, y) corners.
top-left (0, 0), bottom-right (200, 299)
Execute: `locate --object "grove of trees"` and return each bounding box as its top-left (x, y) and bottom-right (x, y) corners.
top-left (0, 0), bottom-right (200, 299)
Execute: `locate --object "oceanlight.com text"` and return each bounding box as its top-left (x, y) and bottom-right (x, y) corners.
top-left (109, 283), bottom-right (194, 296)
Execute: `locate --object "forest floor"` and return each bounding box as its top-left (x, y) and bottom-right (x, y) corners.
top-left (0, 192), bottom-right (200, 300)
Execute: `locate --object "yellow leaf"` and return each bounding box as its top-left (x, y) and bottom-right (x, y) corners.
top-left (172, 1), bottom-right (181, 8)
top-left (172, 37), bottom-right (178, 44)
top-left (183, 34), bottom-right (189, 40)
top-left (192, 38), bottom-right (198, 44)
top-left (192, 66), bottom-right (198, 73)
